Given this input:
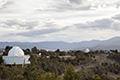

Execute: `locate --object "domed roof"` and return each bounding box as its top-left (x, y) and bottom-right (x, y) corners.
top-left (85, 48), bottom-right (90, 53)
top-left (8, 46), bottom-right (24, 56)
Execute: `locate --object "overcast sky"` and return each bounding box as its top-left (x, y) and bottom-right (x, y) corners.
top-left (0, 0), bottom-right (120, 42)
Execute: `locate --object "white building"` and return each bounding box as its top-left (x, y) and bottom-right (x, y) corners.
top-left (85, 48), bottom-right (90, 53)
top-left (2, 46), bottom-right (30, 65)
top-left (39, 53), bottom-right (41, 56)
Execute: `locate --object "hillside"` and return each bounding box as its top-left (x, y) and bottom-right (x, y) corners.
top-left (1, 47), bottom-right (120, 80)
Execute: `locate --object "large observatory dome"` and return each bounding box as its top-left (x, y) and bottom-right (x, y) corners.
top-left (8, 46), bottom-right (24, 56)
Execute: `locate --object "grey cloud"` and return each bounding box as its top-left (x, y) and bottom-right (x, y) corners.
top-left (111, 1), bottom-right (120, 9)
top-left (16, 27), bottom-right (69, 37)
top-left (112, 22), bottom-right (120, 30)
top-left (26, 21), bottom-right (39, 29)
top-left (2, 19), bottom-right (39, 30)
top-left (38, 0), bottom-right (120, 13)
top-left (74, 18), bottom-right (120, 30)
top-left (37, 2), bottom-right (72, 12)
top-left (0, 1), bottom-right (15, 10)
top-left (51, 2), bottom-right (73, 11)
top-left (116, 3), bottom-right (120, 8)
top-left (93, 19), bottom-right (113, 29)
top-left (4, 20), bottom-right (26, 27)
top-left (17, 29), bottom-right (59, 36)
top-left (101, 1), bottom-right (120, 9)
top-left (37, 0), bottom-right (92, 12)
top-left (43, 22), bottom-right (56, 28)
top-left (112, 14), bottom-right (120, 21)
top-left (69, 0), bottom-right (87, 5)
top-left (55, 3), bottom-right (91, 11)
top-left (1, 19), bottom-right (65, 31)
top-left (38, 4), bottom-right (91, 12)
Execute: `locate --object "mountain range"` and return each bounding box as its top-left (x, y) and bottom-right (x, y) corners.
top-left (0, 36), bottom-right (120, 51)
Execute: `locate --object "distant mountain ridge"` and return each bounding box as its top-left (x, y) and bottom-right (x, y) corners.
top-left (0, 36), bottom-right (120, 51)
top-left (91, 37), bottom-right (120, 51)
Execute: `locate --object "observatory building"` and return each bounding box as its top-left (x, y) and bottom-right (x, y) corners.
top-left (2, 46), bottom-right (30, 65)
top-left (85, 48), bottom-right (90, 53)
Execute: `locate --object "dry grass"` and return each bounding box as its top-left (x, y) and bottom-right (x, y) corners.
top-left (59, 53), bottom-right (119, 79)
top-left (58, 56), bottom-right (76, 60)
top-left (94, 54), bottom-right (116, 64)
top-left (107, 72), bottom-right (120, 79)
top-left (74, 53), bottom-right (119, 78)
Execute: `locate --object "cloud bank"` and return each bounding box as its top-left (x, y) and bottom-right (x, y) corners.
top-left (0, 1), bottom-right (15, 10)
top-left (68, 0), bottom-right (87, 5)
top-left (0, 0), bottom-right (120, 42)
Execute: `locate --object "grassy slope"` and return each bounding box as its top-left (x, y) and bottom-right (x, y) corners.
top-left (74, 53), bottom-right (120, 79)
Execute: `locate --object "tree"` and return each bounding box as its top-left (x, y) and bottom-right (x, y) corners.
top-left (31, 46), bottom-right (39, 54)
top-left (29, 53), bottom-right (38, 65)
top-left (40, 49), bottom-right (48, 56)
top-left (0, 64), bottom-right (11, 79)
top-left (24, 48), bottom-right (31, 55)
top-left (14, 75), bottom-right (24, 80)
top-left (0, 55), bottom-right (3, 64)
top-left (101, 74), bottom-right (115, 80)
top-left (5, 46), bottom-right (12, 52)
top-left (67, 51), bottom-right (75, 56)
top-left (3, 46), bottom-right (12, 56)
top-left (63, 64), bottom-right (79, 80)
top-left (55, 49), bottom-right (60, 53)
top-left (60, 51), bottom-right (66, 56)
top-left (39, 75), bottom-right (45, 80)
top-left (116, 77), bottom-right (120, 80)
top-left (93, 74), bottom-right (101, 80)
top-left (39, 73), bottom-right (61, 80)
top-left (115, 49), bottom-right (118, 54)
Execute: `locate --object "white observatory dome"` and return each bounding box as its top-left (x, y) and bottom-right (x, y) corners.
top-left (8, 46), bottom-right (24, 56)
top-left (85, 48), bottom-right (90, 53)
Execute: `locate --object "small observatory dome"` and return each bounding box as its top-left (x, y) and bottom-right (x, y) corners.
top-left (8, 46), bottom-right (24, 56)
top-left (85, 48), bottom-right (90, 53)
